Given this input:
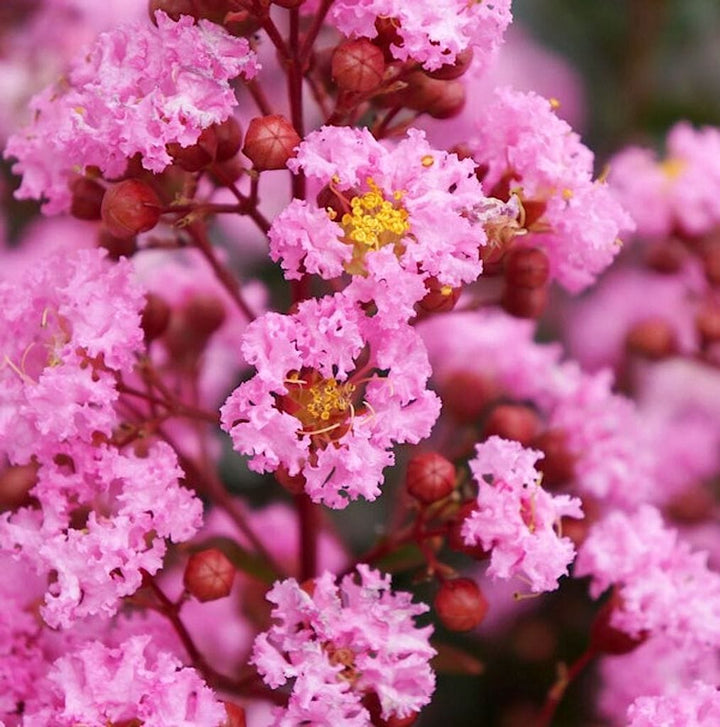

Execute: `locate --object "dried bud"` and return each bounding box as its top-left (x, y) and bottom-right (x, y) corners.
top-left (417, 277), bottom-right (461, 314)
top-left (483, 404), bottom-right (540, 446)
top-left (406, 452), bottom-right (456, 504)
top-left (501, 283), bottom-right (548, 319)
top-left (426, 47), bottom-right (474, 80)
top-left (215, 116), bottom-right (243, 162)
top-left (97, 228), bottom-right (138, 260)
top-left (167, 126), bottom-right (217, 172)
top-left (332, 39), bottom-right (385, 94)
top-left (504, 247), bottom-right (550, 289)
top-left (441, 370), bottom-right (499, 424)
top-left (101, 179), bottom-right (161, 239)
top-left (140, 293), bottom-right (171, 342)
top-left (242, 114), bottom-right (301, 170)
top-left (625, 318), bottom-right (677, 359)
top-left (184, 547), bottom-right (235, 602)
top-left (434, 578), bottom-right (488, 631)
top-left (70, 177), bottom-right (105, 221)
top-left (531, 429), bottom-right (576, 487)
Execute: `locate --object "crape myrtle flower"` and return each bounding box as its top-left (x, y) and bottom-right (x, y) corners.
top-left (469, 87), bottom-right (635, 291)
top-left (19, 635), bottom-right (225, 727)
top-left (575, 506), bottom-right (720, 649)
top-left (304, 0), bottom-right (512, 73)
top-left (5, 11), bottom-right (259, 214)
top-left (609, 122), bottom-right (720, 239)
top-left (220, 293), bottom-right (440, 508)
top-left (462, 436), bottom-right (583, 592)
top-left (252, 565), bottom-right (436, 725)
top-left (268, 126), bottom-right (501, 323)
top-left (626, 681), bottom-right (720, 727)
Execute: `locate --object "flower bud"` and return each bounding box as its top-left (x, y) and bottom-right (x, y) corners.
top-left (434, 578), bottom-right (488, 631)
top-left (184, 293), bottom-right (227, 337)
top-left (589, 593), bottom-right (647, 655)
top-left (401, 72), bottom-right (466, 119)
top-left (242, 114), bottom-right (301, 170)
top-left (501, 283), bottom-right (548, 319)
top-left (406, 452), bottom-right (456, 504)
top-left (97, 228), bottom-right (138, 260)
top-left (332, 39), bottom-right (385, 94)
top-left (141, 293), bottom-right (172, 342)
top-left (696, 303), bottom-right (720, 347)
top-left (372, 16), bottom-right (404, 63)
top-left (70, 177), bottom-right (105, 221)
top-left (447, 502), bottom-right (491, 560)
top-left (667, 483), bottom-right (716, 524)
top-left (625, 318), bottom-right (677, 359)
top-left (426, 47), bottom-right (474, 80)
top-left (504, 247), bottom-right (550, 289)
top-left (101, 179), bottom-right (161, 239)
top-left (645, 238), bottom-right (687, 274)
top-left (0, 463), bottom-right (38, 511)
top-left (417, 277), bottom-right (461, 314)
top-left (441, 371), bottom-right (499, 424)
top-left (483, 404), bottom-right (540, 446)
top-left (184, 547), bottom-right (235, 602)
top-left (214, 116), bottom-right (243, 162)
top-left (148, 0), bottom-right (195, 22)
top-left (531, 429), bottom-right (576, 487)
top-left (167, 126), bottom-right (217, 172)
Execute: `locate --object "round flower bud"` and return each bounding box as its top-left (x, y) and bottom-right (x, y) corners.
top-left (167, 126), bottom-right (217, 172)
top-left (447, 502), bottom-right (492, 560)
top-left (645, 238), bottom-right (688, 274)
top-left (696, 303), bottom-right (720, 346)
top-left (184, 293), bottom-right (227, 337)
top-left (441, 371), bottom-right (499, 424)
top-left (372, 16), bottom-right (404, 63)
top-left (427, 47), bottom-right (474, 80)
top-left (417, 277), bottom-right (461, 315)
top-left (406, 452), bottom-right (456, 504)
top-left (483, 404), bottom-right (540, 446)
top-left (434, 578), bottom-right (488, 632)
top-left (504, 247), bottom-right (550, 289)
top-left (215, 116), bottom-right (243, 162)
top-left (184, 547), bottom-right (235, 602)
top-left (101, 179), bottom-right (161, 239)
top-left (97, 228), bottom-right (138, 260)
top-left (625, 318), bottom-right (677, 360)
top-left (332, 39), bottom-right (385, 94)
top-left (531, 429), bottom-right (576, 487)
top-left (589, 594), bottom-right (647, 655)
top-left (0, 463), bottom-right (38, 511)
top-left (70, 177), bottom-right (105, 221)
top-left (401, 73), bottom-right (466, 119)
top-left (140, 293), bottom-right (172, 342)
top-left (242, 114), bottom-right (301, 170)
top-left (501, 283), bottom-right (548, 319)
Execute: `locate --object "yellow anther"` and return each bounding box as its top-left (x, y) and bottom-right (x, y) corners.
top-left (440, 285), bottom-right (453, 296)
top-left (660, 157), bottom-right (686, 180)
top-left (562, 188), bottom-right (574, 201)
top-left (421, 154), bottom-right (434, 167)
top-left (549, 97), bottom-right (561, 110)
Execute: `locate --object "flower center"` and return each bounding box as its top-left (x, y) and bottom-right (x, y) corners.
top-left (337, 177), bottom-right (410, 274)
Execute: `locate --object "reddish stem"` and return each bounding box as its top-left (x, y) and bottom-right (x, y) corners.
top-left (296, 493), bottom-right (319, 582)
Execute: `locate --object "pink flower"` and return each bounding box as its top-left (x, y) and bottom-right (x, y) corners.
top-left (470, 87), bottom-right (634, 291)
top-left (627, 681), bottom-right (720, 727)
top-left (269, 126), bottom-right (489, 322)
top-left (221, 294), bottom-right (440, 508)
top-left (307, 0), bottom-right (512, 73)
top-left (20, 635), bottom-right (224, 727)
top-left (575, 506), bottom-right (720, 648)
top-left (252, 565), bottom-right (436, 724)
top-left (5, 11), bottom-right (259, 213)
top-left (462, 437), bottom-right (583, 592)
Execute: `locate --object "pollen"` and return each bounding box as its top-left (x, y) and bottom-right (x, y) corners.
top-left (306, 377), bottom-right (355, 423)
top-left (421, 154), bottom-right (435, 167)
top-left (660, 157), bottom-right (686, 180)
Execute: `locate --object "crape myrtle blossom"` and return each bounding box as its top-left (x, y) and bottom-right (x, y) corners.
top-left (5, 11), bottom-right (259, 214)
top-left (220, 293), bottom-right (440, 508)
top-left (305, 0), bottom-right (512, 73)
top-left (462, 437), bottom-right (583, 592)
top-left (19, 635), bottom-right (225, 727)
top-left (609, 122), bottom-right (720, 239)
top-left (269, 126), bottom-right (499, 322)
top-left (626, 681), bottom-right (720, 727)
top-left (575, 506), bottom-right (720, 649)
top-left (469, 87), bottom-right (635, 291)
top-left (252, 565), bottom-right (436, 725)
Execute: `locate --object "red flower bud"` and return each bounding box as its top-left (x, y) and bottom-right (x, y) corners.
top-left (483, 404), bottom-right (540, 446)
top-left (140, 293), bottom-right (171, 342)
top-left (440, 371), bottom-right (499, 424)
top-left (531, 429), bottom-right (576, 487)
top-left (168, 126), bottom-right (218, 172)
top-left (70, 177), bottom-right (105, 221)
top-left (101, 179), bottom-right (161, 239)
top-left (696, 303), bottom-right (720, 347)
top-left (504, 247), bottom-right (550, 289)
top-left (0, 463), bottom-right (38, 511)
top-left (401, 72), bottom-right (466, 119)
top-left (184, 293), bottom-right (227, 337)
top-left (501, 283), bottom-right (548, 319)
top-left (434, 578), bottom-right (488, 631)
top-left (625, 318), bottom-right (677, 359)
top-left (214, 116), bottom-right (243, 162)
top-left (406, 452), bottom-right (456, 504)
top-left (589, 593), bottom-right (648, 655)
top-left (447, 502), bottom-right (490, 560)
top-left (242, 115), bottom-right (301, 171)
top-left (332, 39), bottom-right (386, 94)
top-left (417, 277), bottom-right (461, 315)
top-left (97, 228), bottom-right (138, 260)
top-left (184, 547), bottom-right (235, 602)
top-left (426, 47), bottom-right (474, 81)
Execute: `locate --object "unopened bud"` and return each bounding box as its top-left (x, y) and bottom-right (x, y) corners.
top-left (447, 502), bottom-right (490, 560)
top-left (101, 179), bottom-right (161, 239)
top-left (141, 293), bottom-right (171, 342)
top-left (501, 283), bottom-right (548, 319)
top-left (417, 277), bottom-right (461, 314)
top-left (483, 404), bottom-right (540, 446)
top-left (98, 228), bottom-right (138, 260)
top-left (531, 429), bottom-right (575, 487)
top-left (168, 126), bottom-right (218, 172)
top-left (426, 47), bottom-right (474, 81)
top-left (242, 115), bottom-right (301, 170)
top-left (149, 0), bottom-right (194, 22)
top-left (332, 39), bottom-right (385, 94)
top-left (626, 318), bottom-right (677, 360)
top-left (441, 371), bottom-right (499, 424)
top-left (215, 116), bottom-right (243, 162)
top-left (504, 247), bottom-right (550, 289)
top-left (184, 293), bottom-right (227, 337)
top-left (589, 594), bottom-right (647, 655)
top-left (184, 547), bottom-right (235, 602)
top-left (0, 463), bottom-right (38, 511)
top-left (406, 452), bottom-right (456, 504)
top-left (434, 578), bottom-right (488, 631)
top-left (372, 16), bottom-right (404, 63)
top-left (401, 72), bottom-right (466, 119)
top-left (645, 238), bottom-right (687, 274)
top-left (696, 303), bottom-right (720, 347)
top-left (70, 177), bottom-right (105, 221)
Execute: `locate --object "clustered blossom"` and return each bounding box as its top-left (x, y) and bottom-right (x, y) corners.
top-left (462, 437), bottom-right (583, 592)
top-left (470, 87), bottom-right (635, 291)
top-left (626, 681), bottom-right (720, 727)
top-left (270, 126), bottom-right (491, 322)
top-left (252, 565), bottom-right (436, 725)
top-left (575, 506), bottom-right (720, 648)
top-left (609, 122), bottom-right (720, 239)
top-left (309, 0), bottom-right (512, 72)
top-left (220, 293), bottom-right (440, 508)
top-left (5, 10), bottom-right (259, 213)
top-left (19, 635), bottom-right (225, 727)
